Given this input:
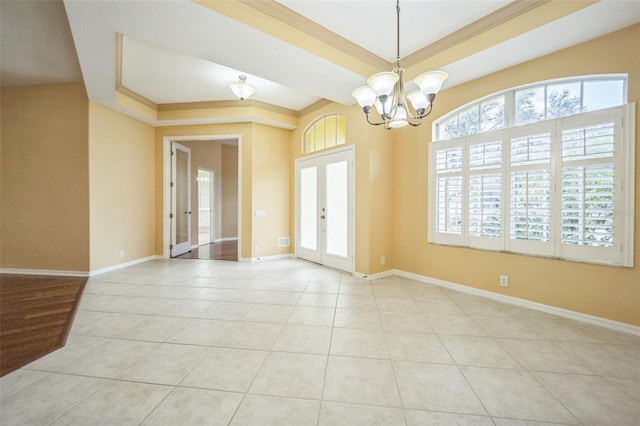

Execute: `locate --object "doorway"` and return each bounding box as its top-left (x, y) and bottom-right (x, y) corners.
top-left (197, 168), bottom-right (215, 246)
top-left (163, 135), bottom-right (241, 261)
top-left (295, 147), bottom-right (354, 273)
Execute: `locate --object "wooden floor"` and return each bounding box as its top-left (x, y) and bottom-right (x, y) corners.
top-left (0, 274), bottom-right (86, 377)
top-left (173, 240), bottom-right (238, 261)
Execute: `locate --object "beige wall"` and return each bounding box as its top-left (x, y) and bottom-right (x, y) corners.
top-left (221, 144), bottom-right (239, 239)
top-left (1, 82), bottom-right (90, 271)
top-left (89, 102), bottom-right (155, 271)
top-left (252, 124), bottom-right (291, 257)
top-left (392, 24), bottom-right (640, 326)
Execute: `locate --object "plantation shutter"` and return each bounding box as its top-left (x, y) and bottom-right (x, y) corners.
top-left (508, 123), bottom-right (554, 256)
top-left (430, 141), bottom-right (464, 245)
top-left (468, 138), bottom-right (503, 250)
top-left (559, 110), bottom-right (620, 264)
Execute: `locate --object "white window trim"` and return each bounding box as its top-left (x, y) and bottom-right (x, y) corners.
top-left (428, 104), bottom-right (635, 267)
top-left (618, 103), bottom-right (635, 267)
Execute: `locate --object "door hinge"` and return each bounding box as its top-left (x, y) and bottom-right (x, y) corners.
top-left (169, 213), bottom-right (174, 219)
top-left (170, 182), bottom-right (174, 187)
top-left (170, 244), bottom-right (174, 250)
top-left (171, 150), bottom-right (174, 156)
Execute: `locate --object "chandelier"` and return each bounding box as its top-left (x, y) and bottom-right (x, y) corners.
top-left (352, 0), bottom-right (448, 129)
top-left (229, 75), bottom-right (255, 100)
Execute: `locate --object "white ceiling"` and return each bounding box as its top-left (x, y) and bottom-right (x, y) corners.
top-left (121, 35), bottom-right (321, 109)
top-left (277, 0), bottom-right (514, 61)
top-left (1, 0), bottom-right (639, 123)
top-left (0, 0), bottom-right (82, 86)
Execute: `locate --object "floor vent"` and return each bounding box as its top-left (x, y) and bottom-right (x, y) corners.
top-left (277, 237), bottom-right (291, 247)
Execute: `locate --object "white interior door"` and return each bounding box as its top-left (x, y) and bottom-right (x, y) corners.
top-left (171, 143), bottom-right (192, 256)
top-left (296, 148), bottom-right (354, 273)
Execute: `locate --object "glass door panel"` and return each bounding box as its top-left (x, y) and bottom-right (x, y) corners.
top-left (300, 166), bottom-right (318, 250)
top-left (325, 160), bottom-right (348, 257)
top-left (171, 143), bottom-right (191, 257)
top-left (176, 149), bottom-right (189, 245)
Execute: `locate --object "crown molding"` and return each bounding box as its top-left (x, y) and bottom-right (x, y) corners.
top-left (115, 33), bottom-right (158, 110)
top-left (297, 99), bottom-right (334, 118)
top-left (240, 0), bottom-right (390, 72)
top-left (403, 0), bottom-right (550, 68)
top-left (157, 99), bottom-right (297, 117)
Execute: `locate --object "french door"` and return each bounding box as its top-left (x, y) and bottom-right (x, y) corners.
top-left (296, 148), bottom-right (354, 273)
top-left (171, 142), bottom-right (192, 256)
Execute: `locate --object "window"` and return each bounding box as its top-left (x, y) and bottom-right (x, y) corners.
top-left (435, 75), bottom-right (626, 141)
top-left (429, 76), bottom-right (634, 267)
top-left (303, 114), bottom-right (346, 154)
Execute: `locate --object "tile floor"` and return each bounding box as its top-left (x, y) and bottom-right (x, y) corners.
top-left (1, 258), bottom-right (639, 426)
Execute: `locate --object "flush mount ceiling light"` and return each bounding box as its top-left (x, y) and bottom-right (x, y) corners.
top-left (352, 0), bottom-right (448, 129)
top-left (229, 75), bottom-right (255, 100)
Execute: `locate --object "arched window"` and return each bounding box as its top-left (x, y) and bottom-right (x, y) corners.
top-left (434, 75), bottom-right (627, 141)
top-left (429, 75), bottom-right (634, 267)
top-left (303, 114), bottom-right (346, 154)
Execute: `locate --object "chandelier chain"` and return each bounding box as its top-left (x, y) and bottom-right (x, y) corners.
top-left (396, 0), bottom-right (401, 64)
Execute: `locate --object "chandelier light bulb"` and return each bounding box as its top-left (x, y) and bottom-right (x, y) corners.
top-left (407, 90), bottom-right (429, 110)
top-left (375, 96), bottom-right (393, 116)
top-left (352, 86), bottom-right (376, 108)
top-left (367, 72), bottom-right (399, 97)
top-left (414, 71), bottom-right (448, 95)
top-left (387, 104), bottom-right (408, 128)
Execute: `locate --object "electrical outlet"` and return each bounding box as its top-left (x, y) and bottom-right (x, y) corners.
top-left (119, 249), bottom-right (125, 258)
top-left (499, 275), bottom-right (509, 287)
top-left (380, 256), bottom-right (385, 265)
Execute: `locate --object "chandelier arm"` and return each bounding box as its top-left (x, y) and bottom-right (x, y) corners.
top-left (417, 103), bottom-right (434, 119)
top-left (405, 103), bottom-right (423, 120)
top-left (366, 112), bottom-right (386, 126)
top-left (380, 95), bottom-right (397, 120)
top-left (407, 117), bottom-right (423, 127)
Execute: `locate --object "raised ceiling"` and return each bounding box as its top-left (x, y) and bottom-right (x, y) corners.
top-left (1, 0), bottom-right (639, 127)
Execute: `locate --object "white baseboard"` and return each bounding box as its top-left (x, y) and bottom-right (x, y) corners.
top-left (239, 254), bottom-right (294, 263)
top-left (214, 237), bottom-right (238, 242)
top-left (0, 268), bottom-right (90, 277)
top-left (89, 255), bottom-right (162, 277)
top-left (392, 269), bottom-right (640, 336)
top-left (353, 270), bottom-right (395, 280)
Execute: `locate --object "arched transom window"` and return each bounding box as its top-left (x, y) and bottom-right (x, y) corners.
top-left (303, 114), bottom-right (346, 154)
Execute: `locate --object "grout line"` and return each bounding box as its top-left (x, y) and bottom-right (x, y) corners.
top-left (8, 259), bottom-right (638, 426)
top-left (316, 274), bottom-right (343, 426)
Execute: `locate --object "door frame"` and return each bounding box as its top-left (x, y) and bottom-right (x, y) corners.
top-left (294, 145), bottom-right (355, 273)
top-left (197, 167), bottom-right (215, 245)
top-left (162, 135), bottom-right (242, 260)
top-left (171, 142), bottom-right (192, 256)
